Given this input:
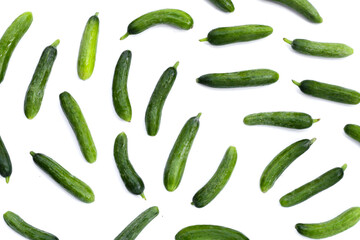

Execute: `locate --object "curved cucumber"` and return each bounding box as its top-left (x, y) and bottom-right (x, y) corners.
top-left (164, 113), bottom-right (201, 192)
top-left (208, 0), bottom-right (235, 12)
top-left (344, 124), bottom-right (360, 143)
top-left (260, 138), bottom-right (316, 193)
top-left (175, 225), bottom-right (249, 240)
top-left (30, 151), bottom-right (95, 203)
top-left (192, 146), bottom-right (237, 208)
top-left (24, 40), bottom-right (59, 119)
top-left (0, 12), bottom-right (33, 84)
top-left (0, 136), bottom-right (12, 183)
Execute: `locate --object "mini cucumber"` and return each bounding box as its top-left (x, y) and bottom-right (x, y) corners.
top-left (0, 12), bottom-right (33, 84)
top-left (30, 151), bottom-right (95, 203)
top-left (199, 25), bottom-right (273, 45)
top-left (4, 211), bottom-right (58, 240)
top-left (197, 69), bottom-right (279, 88)
top-left (0, 136), bottom-right (12, 183)
top-left (77, 12), bottom-right (99, 80)
top-left (114, 206), bottom-right (159, 240)
top-left (192, 146), bottom-right (237, 208)
top-left (24, 40), bottom-right (59, 119)
top-left (120, 9), bottom-right (193, 40)
top-left (284, 38), bottom-right (353, 58)
top-left (59, 91), bottom-right (97, 163)
top-left (344, 124), bottom-right (360, 143)
top-left (175, 225), bottom-right (249, 240)
top-left (208, 0), bottom-right (235, 12)
top-left (296, 207), bottom-right (360, 239)
top-left (114, 132), bottom-right (145, 199)
top-left (260, 138), bottom-right (316, 193)
top-left (280, 164), bottom-right (346, 207)
top-left (164, 113), bottom-right (201, 192)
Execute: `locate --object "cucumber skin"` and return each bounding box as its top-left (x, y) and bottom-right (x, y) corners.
top-left (0, 136), bottom-right (12, 181)
top-left (296, 207), bottom-right (360, 239)
top-left (175, 225), bottom-right (249, 240)
top-left (115, 206), bottom-right (159, 240)
top-left (59, 91), bottom-right (97, 163)
top-left (3, 211), bottom-right (59, 240)
top-left (192, 146), bottom-right (237, 208)
top-left (344, 124), bottom-right (360, 143)
top-left (209, 0), bottom-right (235, 12)
top-left (0, 12), bottom-right (33, 84)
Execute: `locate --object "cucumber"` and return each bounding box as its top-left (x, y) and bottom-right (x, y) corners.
top-left (244, 111), bottom-right (319, 129)
top-left (30, 151), bottom-right (95, 203)
top-left (114, 132), bottom-right (145, 199)
top-left (344, 124), bottom-right (360, 143)
top-left (199, 25), bottom-right (273, 45)
top-left (280, 164), bottom-right (346, 207)
top-left (120, 9), bottom-right (193, 40)
top-left (208, 0), bottom-right (235, 12)
top-left (0, 12), bottom-right (33, 84)
top-left (24, 40), bottom-right (59, 119)
top-left (3, 211), bottom-right (58, 240)
top-left (114, 206), bottom-right (159, 240)
top-left (284, 38), bottom-right (353, 58)
top-left (197, 69), bottom-right (279, 88)
top-left (59, 91), bottom-right (97, 163)
top-left (112, 50), bottom-right (132, 122)
top-left (175, 225), bottom-right (249, 240)
top-left (296, 207), bottom-right (360, 239)
top-left (145, 62), bottom-right (179, 136)
top-left (77, 12), bottom-right (99, 80)
top-left (0, 136), bottom-right (12, 183)
top-left (192, 146), bottom-right (237, 208)
top-left (260, 138), bottom-right (316, 193)
top-left (164, 113), bottom-right (201, 192)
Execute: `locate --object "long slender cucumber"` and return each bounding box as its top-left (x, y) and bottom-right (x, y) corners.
top-left (175, 225), bottom-right (249, 240)
top-left (0, 136), bottom-right (12, 183)
top-left (344, 124), bottom-right (360, 143)
top-left (208, 0), bottom-right (235, 12)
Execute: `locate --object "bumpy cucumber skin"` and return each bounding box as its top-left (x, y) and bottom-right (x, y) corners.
top-left (3, 211), bottom-right (59, 240)
top-left (296, 207), bottom-right (360, 239)
top-left (60, 91), bottom-right (97, 163)
top-left (0, 136), bottom-right (12, 182)
top-left (260, 138), bottom-right (315, 193)
top-left (31, 152), bottom-right (95, 203)
top-left (175, 225), bottom-right (249, 240)
top-left (112, 50), bottom-right (132, 122)
top-left (197, 69), bottom-right (279, 88)
top-left (344, 124), bottom-right (360, 143)
top-left (115, 206), bottom-right (159, 240)
top-left (164, 113), bottom-right (201, 192)
top-left (0, 12), bottom-right (33, 84)
top-left (192, 146), bottom-right (237, 208)
top-left (209, 0), bottom-right (235, 12)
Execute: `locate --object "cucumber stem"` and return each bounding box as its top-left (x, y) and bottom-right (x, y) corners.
top-left (173, 61), bottom-right (180, 69)
top-left (196, 113), bottom-right (202, 119)
top-left (5, 177), bottom-right (10, 183)
top-left (341, 164), bottom-right (348, 171)
top-left (196, 78), bottom-right (200, 83)
top-left (51, 39), bottom-right (60, 48)
top-left (199, 38), bottom-right (208, 42)
top-left (120, 32), bottom-right (129, 40)
top-left (191, 202), bottom-right (194, 205)
top-left (140, 193), bottom-right (146, 200)
top-left (30, 151), bottom-right (36, 157)
top-left (312, 119), bottom-right (320, 123)
top-left (292, 80), bottom-right (301, 87)
top-left (95, 12), bottom-right (99, 16)
top-left (310, 138), bottom-right (317, 145)
top-left (283, 38), bottom-right (293, 45)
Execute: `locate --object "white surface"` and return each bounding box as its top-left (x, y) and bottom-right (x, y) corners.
top-left (1, 0), bottom-right (360, 239)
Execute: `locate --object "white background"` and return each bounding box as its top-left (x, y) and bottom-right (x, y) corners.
top-left (1, 0), bottom-right (360, 239)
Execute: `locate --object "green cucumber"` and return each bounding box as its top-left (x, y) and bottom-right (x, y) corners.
top-left (164, 113), bottom-right (201, 192)
top-left (296, 207), bottom-right (360, 239)
top-left (344, 124), bottom-right (360, 143)
top-left (114, 206), bottom-right (159, 240)
top-left (120, 9), bottom-right (193, 40)
top-left (175, 225), bottom-right (249, 240)
top-left (3, 211), bottom-right (58, 240)
top-left (30, 151), bottom-right (95, 203)
top-left (59, 91), bottom-right (97, 163)
top-left (260, 138), bottom-right (316, 193)
top-left (145, 62), bottom-right (179, 136)
top-left (0, 136), bottom-right (12, 183)
top-left (0, 12), bottom-right (33, 84)
top-left (208, 0), bottom-right (235, 12)
top-left (192, 146), bottom-right (237, 208)
top-left (280, 164), bottom-right (346, 207)
top-left (24, 40), bottom-right (59, 119)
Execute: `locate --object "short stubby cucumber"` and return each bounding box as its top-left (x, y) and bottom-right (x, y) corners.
top-left (208, 0), bottom-right (235, 12)
top-left (120, 9), bottom-right (193, 40)
top-left (199, 25), bottom-right (273, 45)
top-left (192, 146), bottom-right (237, 208)
top-left (344, 124), bottom-right (360, 143)
top-left (164, 113), bottom-right (201, 192)
top-left (260, 138), bottom-right (316, 193)
top-left (175, 225), bottom-right (249, 240)
top-left (0, 136), bottom-right (12, 183)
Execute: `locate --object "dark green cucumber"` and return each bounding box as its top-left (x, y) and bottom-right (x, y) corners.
top-left (0, 12), bottom-right (33, 84)
top-left (197, 69), bottom-right (279, 88)
top-left (244, 111), bottom-right (319, 129)
top-left (284, 38), bottom-right (353, 58)
top-left (175, 225), bottom-right (249, 240)
top-left (120, 9), bottom-right (193, 40)
top-left (344, 124), bottom-right (360, 143)
top-left (164, 113), bottom-right (201, 192)
top-left (199, 25), bottom-right (273, 45)
top-left (260, 138), bottom-right (316, 193)
top-left (114, 132), bottom-right (145, 199)
top-left (192, 146), bottom-right (237, 208)
top-left (296, 207), bottom-right (360, 239)
top-left (77, 12), bottom-right (99, 80)
top-left (145, 62), bottom-right (179, 136)
top-left (24, 40), bottom-right (59, 119)
top-left (280, 164), bottom-right (346, 207)
top-left (0, 136), bottom-right (12, 183)
top-left (114, 206), bottom-right (159, 240)
top-left (208, 0), bottom-right (235, 12)
top-left (59, 91), bottom-right (97, 163)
